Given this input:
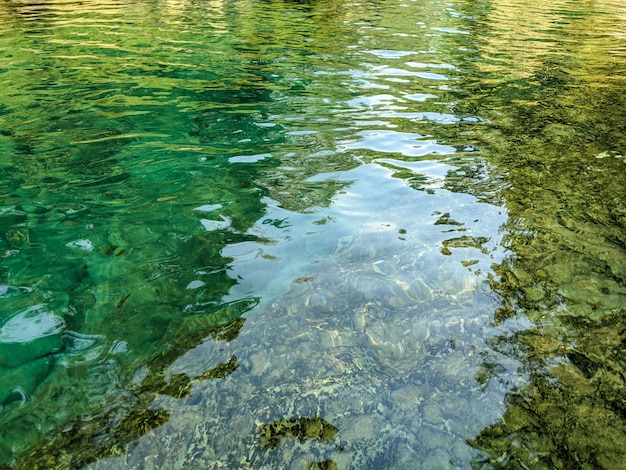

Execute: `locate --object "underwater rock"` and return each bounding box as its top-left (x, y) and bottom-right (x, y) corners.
top-left (0, 356), bottom-right (54, 407)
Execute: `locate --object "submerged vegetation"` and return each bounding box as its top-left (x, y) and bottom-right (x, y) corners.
top-left (260, 417), bottom-right (339, 449)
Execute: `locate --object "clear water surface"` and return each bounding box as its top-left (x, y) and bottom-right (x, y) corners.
top-left (0, 0), bottom-right (625, 468)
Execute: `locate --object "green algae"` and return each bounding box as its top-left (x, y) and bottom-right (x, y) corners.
top-left (260, 416), bottom-right (339, 449)
top-left (307, 459), bottom-right (339, 470)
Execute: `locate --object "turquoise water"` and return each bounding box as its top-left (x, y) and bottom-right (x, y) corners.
top-left (1, 0), bottom-right (625, 468)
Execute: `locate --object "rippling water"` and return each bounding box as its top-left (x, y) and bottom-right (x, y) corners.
top-left (1, 0), bottom-right (625, 468)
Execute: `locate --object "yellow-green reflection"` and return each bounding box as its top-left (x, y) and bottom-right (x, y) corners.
top-left (447, 0), bottom-right (626, 467)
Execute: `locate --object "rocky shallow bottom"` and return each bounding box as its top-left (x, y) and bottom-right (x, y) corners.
top-left (83, 223), bottom-right (519, 469)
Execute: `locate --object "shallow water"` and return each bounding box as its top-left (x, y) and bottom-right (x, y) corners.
top-left (1, 0), bottom-right (625, 468)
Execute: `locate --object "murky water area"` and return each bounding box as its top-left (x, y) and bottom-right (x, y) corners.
top-left (1, 0), bottom-right (625, 468)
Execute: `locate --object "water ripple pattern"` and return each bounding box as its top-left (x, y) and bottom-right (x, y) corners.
top-left (0, 0), bottom-right (625, 468)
